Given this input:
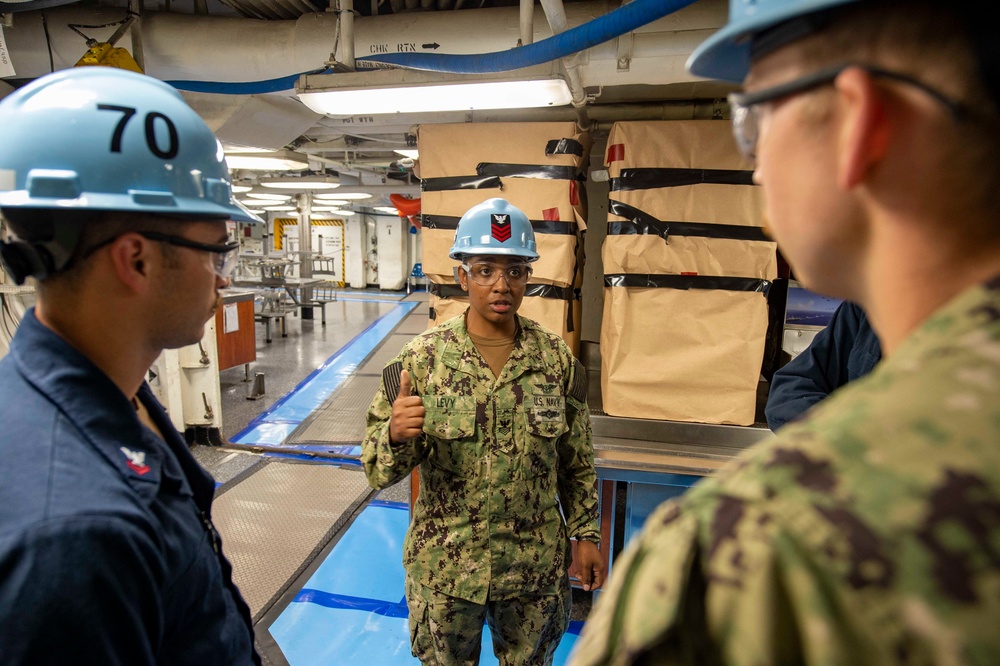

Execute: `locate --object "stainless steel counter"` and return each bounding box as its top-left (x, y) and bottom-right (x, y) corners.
top-left (592, 414), bottom-right (773, 478)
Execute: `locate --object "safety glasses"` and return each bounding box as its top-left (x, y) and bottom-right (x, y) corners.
top-left (461, 262), bottom-right (533, 287)
top-left (138, 231), bottom-right (240, 279)
top-left (728, 63), bottom-right (968, 161)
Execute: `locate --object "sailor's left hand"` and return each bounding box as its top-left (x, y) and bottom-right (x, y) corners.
top-left (575, 540), bottom-right (604, 592)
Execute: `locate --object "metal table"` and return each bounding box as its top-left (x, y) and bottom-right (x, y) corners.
top-left (231, 277), bottom-right (326, 342)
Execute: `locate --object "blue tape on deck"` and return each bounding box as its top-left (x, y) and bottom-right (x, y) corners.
top-left (294, 503), bottom-right (409, 603)
top-left (270, 503), bottom-right (582, 664)
top-left (233, 301), bottom-right (419, 445)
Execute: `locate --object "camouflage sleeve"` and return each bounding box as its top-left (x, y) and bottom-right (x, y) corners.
top-left (568, 499), bottom-right (702, 666)
top-left (557, 357), bottom-right (601, 542)
top-left (571, 462), bottom-right (880, 665)
top-left (360, 356), bottom-right (429, 490)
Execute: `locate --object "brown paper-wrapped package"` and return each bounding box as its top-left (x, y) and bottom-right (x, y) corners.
top-left (601, 120), bottom-right (777, 425)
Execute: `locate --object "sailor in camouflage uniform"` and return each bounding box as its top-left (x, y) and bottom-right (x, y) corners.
top-left (571, 1), bottom-right (1000, 664)
top-left (363, 198), bottom-right (603, 666)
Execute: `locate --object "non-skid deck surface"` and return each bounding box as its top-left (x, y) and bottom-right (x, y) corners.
top-left (212, 459), bottom-right (375, 621)
top-left (283, 308), bottom-right (430, 449)
top-left (287, 374), bottom-right (382, 446)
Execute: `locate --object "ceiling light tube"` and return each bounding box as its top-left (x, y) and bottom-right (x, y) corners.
top-left (296, 67), bottom-right (572, 116)
top-left (260, 175), bottom-right (340, 190)
top-left (315, 192), bottom-right (372, 200)
top-left (245, 192), bottom-right (292, 201)
top-left (225, 150), bottom-right (310, 171)
top-left (312, 210), bottom-right (356, 217)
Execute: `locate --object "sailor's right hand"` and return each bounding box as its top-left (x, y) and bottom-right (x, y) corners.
top-left (389, 369), bottom-right (425, 443)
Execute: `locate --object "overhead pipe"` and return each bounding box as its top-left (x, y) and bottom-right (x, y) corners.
top-left (339, 0), bottom-right (355, 69)
top-left (1, 1), bottom-right (718, 93)
top-left (128, 0), bottom-right (145, 71)
top-left (538, 0), bottom-right (590, 130)
top-left (519, 0), bottom-right (533, 46)
top-left (355, 0), bottom-right (700, 72)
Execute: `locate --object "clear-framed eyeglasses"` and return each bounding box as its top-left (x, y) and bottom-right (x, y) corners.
top-left (728, 63), bottom-right (968, 162)
top-left (461, 261), bottom-right (533, 287)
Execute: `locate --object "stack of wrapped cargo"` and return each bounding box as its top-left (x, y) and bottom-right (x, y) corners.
top-left (601, 120), bottom-right (778, 425)
top-left (417, 122), bottom-right (590, 355)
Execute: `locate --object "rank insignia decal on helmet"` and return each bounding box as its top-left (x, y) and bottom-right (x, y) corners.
top-left (491, 213), bottom-right (512, 242)
top-left (448, 198), bottom-right (539, 262)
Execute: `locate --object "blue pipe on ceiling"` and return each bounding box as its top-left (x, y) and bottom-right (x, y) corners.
top-left (167, 0), bottom-right (699, 94)
top-left (357, 0), bottom-right (700, 73)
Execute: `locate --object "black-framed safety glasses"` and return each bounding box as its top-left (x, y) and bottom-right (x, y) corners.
top-left (138, 231), bottom-right (240, 279)
top-left (728, 63), bottom-right (969, 161)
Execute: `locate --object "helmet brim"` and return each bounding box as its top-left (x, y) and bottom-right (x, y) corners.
top-left (449, 247), bottom-right (540, 262)
top-left (0, 192), bottom-right (264, 224)
top-left (687, 0), bottom-right (857, 82)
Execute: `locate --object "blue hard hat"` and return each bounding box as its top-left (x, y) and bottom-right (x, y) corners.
top-left (687, 0), bottom-right (858, 82)
top-left (448, 198), bottom-right (539, 262)
top-left (0, 67), bottom-right (261, 224)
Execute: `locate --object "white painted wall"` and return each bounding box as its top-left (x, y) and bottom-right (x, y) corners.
top-left (377, 216), bottom-right (408, 291)
top-left (344, 216), bottom-right (368, 289)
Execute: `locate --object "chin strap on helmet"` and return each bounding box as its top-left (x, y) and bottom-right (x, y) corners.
top-left (0, 218), bottom-right (85, 284)
top-left (0, 240), bottom-right (53, 285)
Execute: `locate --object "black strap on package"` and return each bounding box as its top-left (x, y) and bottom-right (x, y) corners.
top-left (421, 160), bottom-right (583, 192)
top-left (610, 168), bottom-right (755, 192)
top-left (476, 162), bottom-right (579, 181)
top-left (421, 175), bottom-right (503, 192)
top-left (604, 273), bottom-right (771, 294)
top-left (607, 200), bottom-right (770, 242)
top-left (545, 138), bottom-right (585, 157)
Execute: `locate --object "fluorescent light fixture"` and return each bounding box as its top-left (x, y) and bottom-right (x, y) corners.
top-left (225, 150), bottom-right (310, 171)
top-left (245, 192), bottom-right (292, 201)
top-left (222, 145), bottom-right (274, 153)
top-left (260, 175), bottom-right (340, 190)
top-left (296, 67), bottom-right (572, 116)
top-left (312, 210), bottom-right (355, 218)
top-left (256, 204), bottom-right (297, 211)
top-left (316, 192), bottom-right (371, 201)
top-left (309, 199), bottom-right (348, 207)
top-left (394, 149), bottom-right (419, 159)
top-left (374, 206), bottom-right (400, 214)
top-left (237, 199), bottom-right (287, 208)
top-left (232, 184), bottom-right (252, 194)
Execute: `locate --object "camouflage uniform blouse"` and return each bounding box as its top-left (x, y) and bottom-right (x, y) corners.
top-left (362, 313), bottom-right (601, 604)
top-left (570, 278), bottom-right (1000, 665)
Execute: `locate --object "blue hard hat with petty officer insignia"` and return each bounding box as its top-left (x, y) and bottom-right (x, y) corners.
top-left (448, 198), bottom-right (539, 262)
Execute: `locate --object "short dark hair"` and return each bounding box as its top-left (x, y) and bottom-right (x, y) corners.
top-left (3, 208), bottom-right (193, 284)
top-left (778, 0), bottom-right (1000, 222)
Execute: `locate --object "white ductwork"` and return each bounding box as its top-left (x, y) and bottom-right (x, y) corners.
top-left (2, 0), bottom-right (726, 93)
